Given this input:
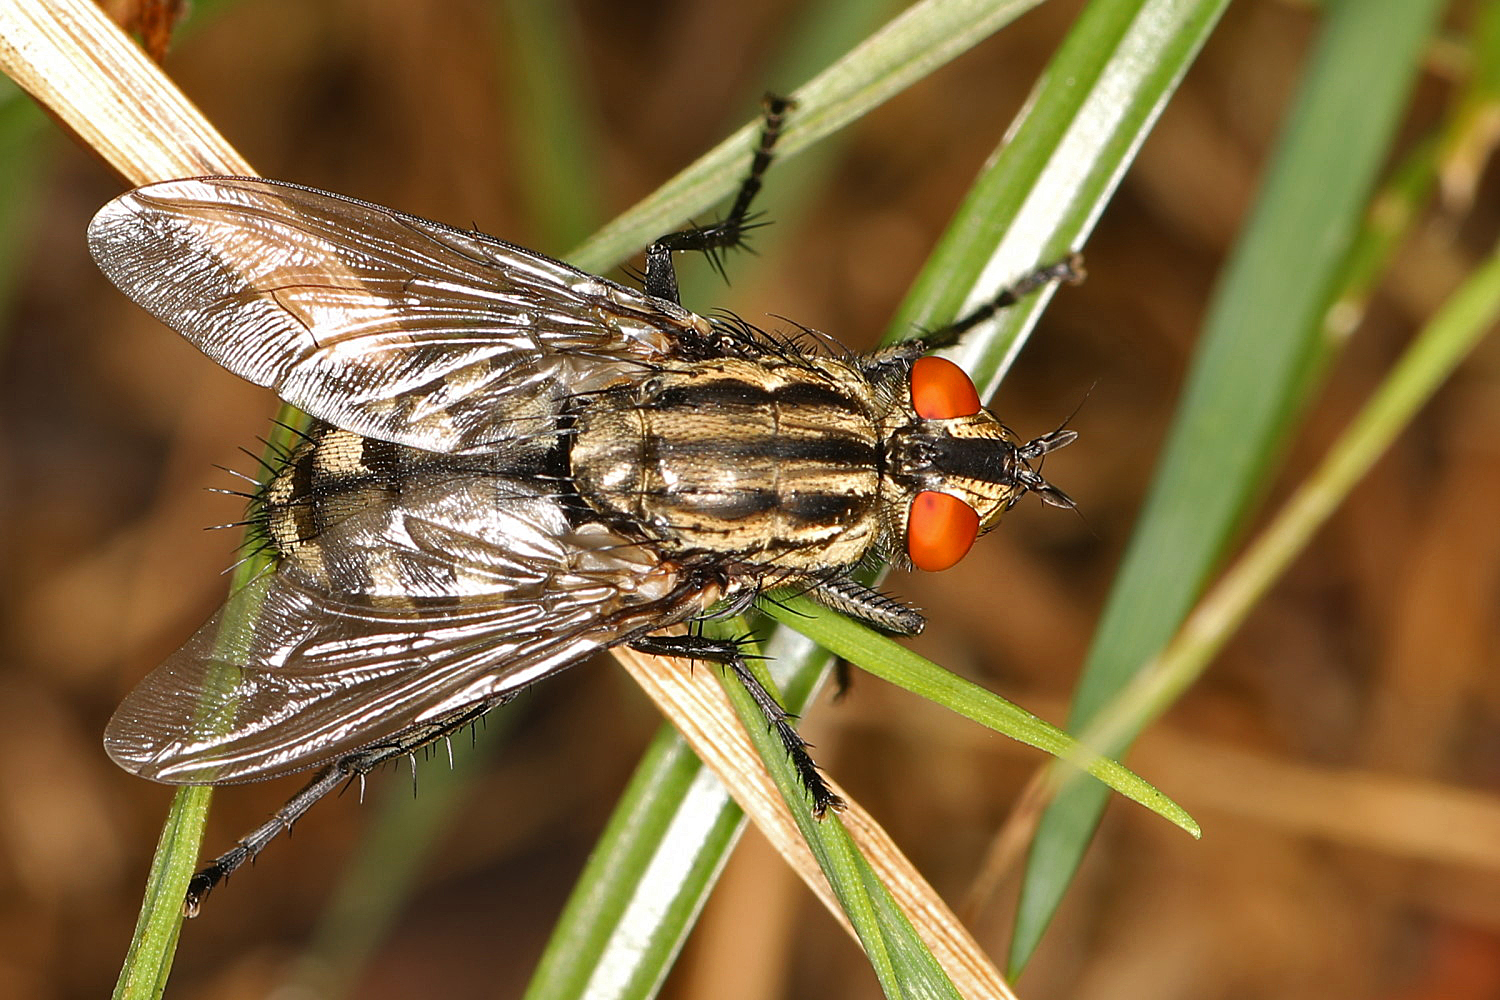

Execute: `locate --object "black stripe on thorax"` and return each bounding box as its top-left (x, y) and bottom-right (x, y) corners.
top-left (782, 490), bottom-right (865, 525)
top-left (650, 378), bottom-right (768, 411)
top-left (668, 486), bottom-right (865, 526)
top-left (771, 380), bottom-right (864, 414)
top-left (657, 434), bottom-right (877, 469)
top-left (648, 377), bottom-right (865, 415)
top-left (677, 488), bottom-right (779, 520)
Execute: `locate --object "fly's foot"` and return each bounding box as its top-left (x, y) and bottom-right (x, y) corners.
top-left (629, 632), bottom-right (845, 816)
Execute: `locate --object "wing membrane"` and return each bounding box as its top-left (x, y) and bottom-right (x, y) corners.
top-left (104, 475), bottom-right (710, 783)
top-left (87, 177), bottom-right (706, 453)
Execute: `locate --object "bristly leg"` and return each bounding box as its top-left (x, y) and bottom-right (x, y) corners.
top-left (182, 698), bottom-right (502, 915)
top-left (920, 253), bottom-right (1087, 350)
top-left (185, 764), bottom-right (346, 917)
top-left (801, 573), bottom-right (926, 636)
top-left (629, 631), bottom-right (845, 817)
top-left (643, 94), bottom-right (795, 305)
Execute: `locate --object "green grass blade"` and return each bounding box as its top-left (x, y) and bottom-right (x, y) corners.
top-left (1058, 0), bottom-right (1500, 820)
top-left (522, 631), bottom-right (833, 1000)
top-left (1325, 0), bottom-right (1500, 362)
top-left (0, 84), bottom-right (46, 337)
top-left (714, 629), bottom-right (964, 1000)
top-left (762, 597), bottom-right (1199, 837)
top-left (1011, 0), bottom-right (1449, 974)
top-left (113, 420), bottom-right (306, 1000)
top-left (523, 727), bottom-right (749, 1000)
top-left (888, 0), bottom-right (1230, 387)
top-left (496, 0), bottom-right (602, 251)
top-left (1434, 1), bottom-right (1500, 211)
top-left (111, 787), bottom-right (210, 1000)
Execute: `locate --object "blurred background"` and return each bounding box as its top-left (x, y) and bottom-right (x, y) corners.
top-left (1, 1), bottom-right (1497, 997)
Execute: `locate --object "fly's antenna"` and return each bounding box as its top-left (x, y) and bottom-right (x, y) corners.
top-left (1012, 431), bottom-right (1076, 507)
top-left (1015, 466), bottom-right (1076, 509)
top-left (1014, 398), bottom-right (1083, 509)
top-left (1017, 428), bottom-right (1079, 463)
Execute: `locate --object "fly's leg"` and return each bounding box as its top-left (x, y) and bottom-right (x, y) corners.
top-left (183, 699), bottom-right (502, 916)
top-left (629, 632), bottom-right (845, 817)
top-left (184, 763), bottom-right (348, 916)
top-left (643, 95), bottom-right (794, 305)
top-left (853, 254), bottom-right (1087, 388)
top-left (802, 574), bottom-right (926, 636)
top-left (920, 253), bottom-right (1087, 350)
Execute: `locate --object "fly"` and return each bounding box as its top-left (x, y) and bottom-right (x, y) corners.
top-left (88, 97), bottom-right (1081, 914)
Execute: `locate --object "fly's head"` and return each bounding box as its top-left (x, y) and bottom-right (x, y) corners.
top-left (883, 356), bottom-right (1076, 572)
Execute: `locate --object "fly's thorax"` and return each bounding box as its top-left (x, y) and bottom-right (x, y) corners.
top-left (568, 356), bottom-right (891, 570)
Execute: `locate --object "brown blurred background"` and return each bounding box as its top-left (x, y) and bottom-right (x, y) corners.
top-left (1, 1), bottom-right (1498, 997)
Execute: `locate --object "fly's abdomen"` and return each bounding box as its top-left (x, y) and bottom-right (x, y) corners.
top-left (570, 359), bottom-right (885, 570)
top-left (261, 427), bottom-right (401, 570)
top-left (259, 425), bottom-right (531, 600)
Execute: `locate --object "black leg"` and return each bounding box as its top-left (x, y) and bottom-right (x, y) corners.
top-left (802, 574), bottom-right (926, 636)
top-left (920, 253), bottom-right (1086, 350)
top-left (182, 698), bottom-right (502, 915)
top-left (184, 764), bottom-right (347, 916)
top-left (643, 95), bottom-right (794, 305)
top-left (832, 660), bottom-right (853, 702)
top-left (853, 254), bottom-right (1086, 388)
top-left (629, 631), bottom-right (845, 817)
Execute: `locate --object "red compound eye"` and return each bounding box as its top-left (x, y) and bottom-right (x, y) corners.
top-left (910, 356), bottom-right (981, 419)
top-left (907, 490), bottom-right (980, 571)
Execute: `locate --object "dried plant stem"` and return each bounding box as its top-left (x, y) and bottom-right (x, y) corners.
top-left (0, 0), bottom-right (248, 183)
top-left (616, 646), bottom-right (1015, 999)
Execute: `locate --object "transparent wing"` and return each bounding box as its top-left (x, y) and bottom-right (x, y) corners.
top-left (103, 474), bottom-right (711, 784)
top-left (87, 176), bottom-right (708, 454)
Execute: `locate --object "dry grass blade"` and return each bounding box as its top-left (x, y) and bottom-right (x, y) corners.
top-left (0, 0), bottom-right (247, 182)
top-left (613, 645), bottom-right (1015, 1000)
